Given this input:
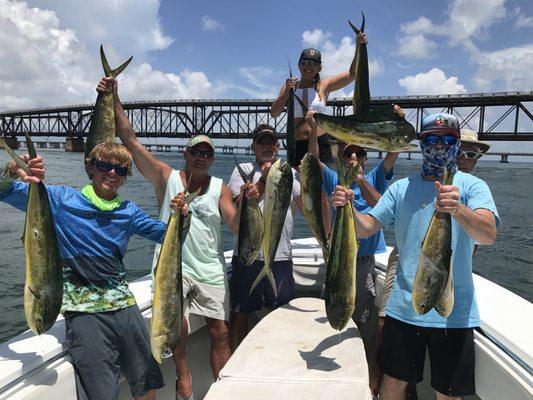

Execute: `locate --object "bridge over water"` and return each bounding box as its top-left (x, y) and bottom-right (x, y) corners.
top-left (0, 92), bottom-right (531, 150)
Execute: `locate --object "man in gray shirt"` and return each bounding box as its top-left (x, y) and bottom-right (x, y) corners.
top-left (228, 124), bottom-right (301, 350)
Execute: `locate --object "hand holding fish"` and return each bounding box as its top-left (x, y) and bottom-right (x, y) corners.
top-left (435, 181), bottom-right (460, 216)
top-left (356, 31), bottom-right (368, 45)
top-left (331, 185), bottom-right (354, 208)
top-left (284, 77), bottom-right (299, 97)
top-left (6, 155), bottom-right (45, 183)
top-left (241, 182), bottom-right (260, 201)
top-left (96, 77), bottom-right (118, 95)
top-left (170, 192), bottom-right (189, 215)
top-left (393, 104), bottom-right (405, 119)
top-left (305, 110), bottom-right (317, 130)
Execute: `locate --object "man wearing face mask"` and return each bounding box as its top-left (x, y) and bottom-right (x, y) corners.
top-left (228, 124), bottom-right (301, 350)
top-left (331, 113), bottom-right (500, 400)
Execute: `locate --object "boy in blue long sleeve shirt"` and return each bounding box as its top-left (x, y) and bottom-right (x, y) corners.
top-left (0, 143), bottom-right (168, 400)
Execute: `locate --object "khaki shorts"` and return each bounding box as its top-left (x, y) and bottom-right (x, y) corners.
top-left (183, 274), bottom-right (230, 321)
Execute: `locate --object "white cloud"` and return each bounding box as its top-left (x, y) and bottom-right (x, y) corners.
top-left (0, 0), bottom-right (224, 109)
top-left (512, 7), bottom-right (533, 28)
top-left (302, 29), bottom-right (330, 48)
top-left (201, 15), bottom-right (224, 32)
top-left (396, 33), bottom-right (438, 59)
top-left (472, 45), bottom-right (533, 91)
top-left (236, 67), bottom-right (278, 98)
top-left (398, 68), bottom-right (467, 95)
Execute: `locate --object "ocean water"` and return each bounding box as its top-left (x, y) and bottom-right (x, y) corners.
top-left (0, 151), bottom-right (531, 343)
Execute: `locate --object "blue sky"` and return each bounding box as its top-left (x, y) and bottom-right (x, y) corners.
top-left (0, 0), bottom-right (531, 110)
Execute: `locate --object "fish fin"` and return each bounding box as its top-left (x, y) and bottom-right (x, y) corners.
top-left (234, 156), bottom-right (253, 183)
top-left (293, 92), bottom-right (309, 114)
top-left (0, 137), bottom-right (31, 175)
top-left (28, 286), bottom-right (41, 299)
top-left (288, 57), bottom-right (293, 78)
top-left (336, 157), bottom-right (346, 187)
top-left (100, 45), bottom-right (133, 78)
top-left (435, 263), bottom-right (454, 317)
top-left (184, 187), bottom-right (200, 204)
top-left (345, 162), bottom-right (360, 187)
top-left (249, 265), bottom-right (278, 297)
top-left (348, 12), bottom-right (365, 35)
top-left (24, 133), bottom-right (37, 160)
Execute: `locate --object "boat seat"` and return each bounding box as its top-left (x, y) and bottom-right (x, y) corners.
top-left (205, 297), bottom-right (371, 399)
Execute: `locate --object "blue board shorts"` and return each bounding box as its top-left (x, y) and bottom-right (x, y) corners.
top-left (230, 256), bottom-right (295, 313)
top-left (65, 305), bottom-right (164, 400)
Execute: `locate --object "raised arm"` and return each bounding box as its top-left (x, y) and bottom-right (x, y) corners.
top-left (97, 78), bottom-right (172, 208)
top-left (319, 32), bottom-right (367, 98)
top-left (270, 77), bottom-right (298, 118)
top-left (219, 183), bottom-right (239, 233)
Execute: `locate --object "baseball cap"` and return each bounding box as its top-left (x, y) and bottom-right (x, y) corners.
top-left (420, 113), bottom-right (460, 137)
top-left (186, 134), bottom-right (214, 150)
top-left (252, 125), bottom-right (278, 142)
top-left (299, 48), bottom-right (322, 63)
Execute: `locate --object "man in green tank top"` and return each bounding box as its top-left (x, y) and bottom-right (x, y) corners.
top-left (97, 77), bottom-right (241, 400)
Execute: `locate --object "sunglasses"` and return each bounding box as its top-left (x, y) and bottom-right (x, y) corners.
top-left (458, 149), bottom-right (481, 159)
top-left (343, 150), bottom-right (366, 159)
top-left (255, 135), bottom-right (277, 146)
top-left (299, 59), bottom-right (320, 68)
top-left (189, 148), bottom-right (214, 159)
top-left (94, 160), bottom-right (129, 177)
top-left (420, 134), bottom-right (458, 146)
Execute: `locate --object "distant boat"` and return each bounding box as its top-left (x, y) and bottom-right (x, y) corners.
top-left (0, 238), bottom-right (531, 400)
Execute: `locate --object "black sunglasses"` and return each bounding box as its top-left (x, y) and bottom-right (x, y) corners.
top-left (189, 148), bottom-right (214, 159)
top-left (299, 59), bottom-right (320, 68)
top-left (458, 149), bottom-right (481, 159)
top-left (343, 150), bottom-right (366, 159)
top-left (421, 134), bottom-right (458, 146)
top-left (94, 160), bottom-right (129, 177)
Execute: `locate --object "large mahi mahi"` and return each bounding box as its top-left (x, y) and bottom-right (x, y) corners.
top-left (84, 45), bottom-right (132, 162)
top-left (412, 167), bottom-right (455, 317)
top-left (249, 159), bottom-right (293, 296)
top-left (151, 186), bottom-right (199, 363)
top-left (234, 157), bottom-right (264, 265)
top-left (325, 158), bottom-right (359, 330)
top-left (0, 134), bottom-right (62, 335)
top-left (313, 13), bottom-right (417, 152)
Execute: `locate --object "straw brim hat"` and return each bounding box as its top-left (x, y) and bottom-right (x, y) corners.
top-left (460, 129), bottom-right (491, 154)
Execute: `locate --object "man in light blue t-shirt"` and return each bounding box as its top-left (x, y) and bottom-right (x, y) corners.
top-left (332, 113), bottom-right (499, 400)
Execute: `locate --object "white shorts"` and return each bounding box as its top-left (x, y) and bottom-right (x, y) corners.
top-left (183, 274), bottom-right (230, 321)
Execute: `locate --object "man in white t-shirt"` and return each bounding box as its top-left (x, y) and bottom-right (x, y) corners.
top-left (228, 124), bottom-right (301, 350)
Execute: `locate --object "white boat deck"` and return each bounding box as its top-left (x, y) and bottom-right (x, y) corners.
top-left (0, 238), bottom-right (531, 399)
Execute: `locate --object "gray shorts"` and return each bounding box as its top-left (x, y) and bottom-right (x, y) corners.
top-left (352, 255), bottom-right (377, 323)
top-left (65, 305), bottom-right (164, 400)
top-left (183, 274), bottom-right (230, 321)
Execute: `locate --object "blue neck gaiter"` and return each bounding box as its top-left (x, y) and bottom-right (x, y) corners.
top-left (420, 141), bottom-right (460, 178)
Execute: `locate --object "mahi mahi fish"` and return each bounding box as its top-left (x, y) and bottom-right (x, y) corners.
top-left (151, 185), bottom-right (199, 363)
top-left (84, 45), bottom-right (132, 162)
top-left (300, 152), bottom-right (328, 262)
top-left (0, 134), bottom-right (62, 335)
top-left (325, 158), bottom-right (359, 330)
top-left (312, 13), bottom-right (417, 152)
top-left (234, 157), bottom-right (264, 265)
top-left (249, 159), bottom-right (293, 296)
top-left (412, 167), bottom-right (455, 317)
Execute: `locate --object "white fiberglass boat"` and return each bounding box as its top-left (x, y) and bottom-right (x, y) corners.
top-left (0, 238), bottom-right (531, 399)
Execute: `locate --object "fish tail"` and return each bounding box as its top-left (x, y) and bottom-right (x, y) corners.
top-left (265, 266), bottom-right (278, 297)
top-left (234, 156), bottom-right (253, 183)
top-left (294, 92), bottom-right (308, 114)
top-left (0, 137), bottom-right (30, 175)
top-left (348, 12), bottom-right (365, 35)
top-left (249, 268), bottom-right (266, 295)
top-left (24, 133), bottom-right (37, 159)
top-left (100, 45), bottom-right (133, 78)
top-left (287, 57), bottom-right (293, 78)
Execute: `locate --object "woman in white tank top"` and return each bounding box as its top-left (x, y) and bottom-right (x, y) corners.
top-left (270, 32), bottom-right (368, 167)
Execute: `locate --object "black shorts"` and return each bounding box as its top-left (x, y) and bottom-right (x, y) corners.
top-left (65, 305), bottom-right (164, 400)
top-left (294, 134), bottom-right (334, 166)
top-left (230, 256), bottom-right (295, 313)
top-left (379, 316), bottom-right (475, 397)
